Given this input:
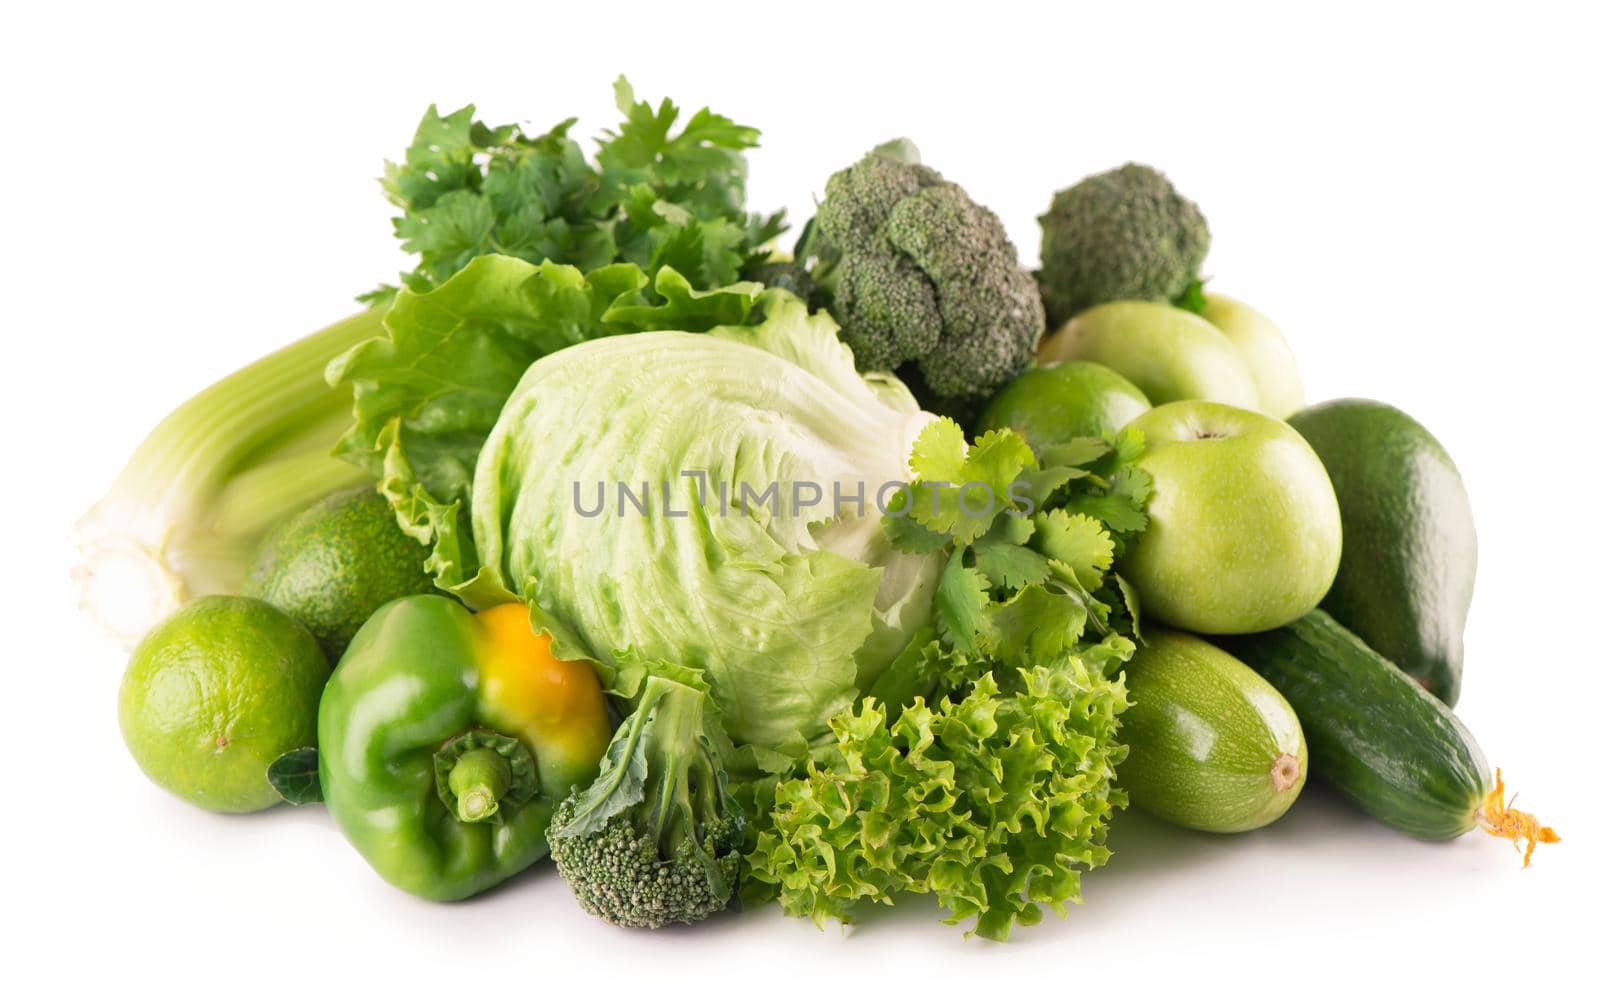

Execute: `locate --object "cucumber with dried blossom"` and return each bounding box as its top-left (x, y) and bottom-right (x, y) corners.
top-left (1218, 609), bottom-right (1558, 862)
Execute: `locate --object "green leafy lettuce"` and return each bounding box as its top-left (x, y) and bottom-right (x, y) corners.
top-left (744, 421), bottom-right (1150, 940)
top-left (327, 254), bottom-right (762, 597)
top-left (747, 659), bottom-right (1129, 941)
top-left (368, 77), bottom-right (784, 303)
top-left (466, 292), bottom-right (943, 752)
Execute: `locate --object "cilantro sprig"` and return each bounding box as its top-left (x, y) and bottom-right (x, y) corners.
top-left (881, 419), bottom-right (1151, 691)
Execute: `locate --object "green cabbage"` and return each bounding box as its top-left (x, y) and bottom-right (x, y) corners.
top-left (470, 293), bottom-right (942, 750)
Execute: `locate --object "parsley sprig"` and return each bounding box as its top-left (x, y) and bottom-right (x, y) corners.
top-left (364, 77), bottom-right (783, 304)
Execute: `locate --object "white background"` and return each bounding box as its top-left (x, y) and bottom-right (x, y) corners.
top-left (5, 1), bottom-right (1595, 984)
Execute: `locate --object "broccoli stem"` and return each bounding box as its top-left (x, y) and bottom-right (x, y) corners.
top-left (639, 680), bottom-right (712, 856)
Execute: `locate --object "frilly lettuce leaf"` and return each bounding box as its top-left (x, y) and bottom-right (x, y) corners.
top-left (747, 655), bottom-right (1131, 941)
top-left (745, 419), bottom-right (1150, 937)
top-left (327, 254), bottom-right (760, 596)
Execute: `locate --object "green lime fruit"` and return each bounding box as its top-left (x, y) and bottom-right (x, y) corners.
top-left (977, 360), bottom-right (1151, 448)
top-left (244, 487), bottom-right (435, 661)
top-left (119, 596), bottom-right (329, 813)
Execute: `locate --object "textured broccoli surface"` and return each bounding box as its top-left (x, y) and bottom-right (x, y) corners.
top-left (547, 677), bottom-right (744, 929)
top-left (802, 140), bottom-right (1044, 415)
top-left (1036, 162), bottom-right (1210, 326)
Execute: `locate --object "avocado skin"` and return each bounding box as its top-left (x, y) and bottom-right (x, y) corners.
top-left (243, 487), bottom-right (436, 662)
top-left (1288, 399), bottom-right (1476, 706)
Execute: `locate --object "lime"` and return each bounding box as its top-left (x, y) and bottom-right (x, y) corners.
top-left (977, 360), bottom-right (1151, 448)
top-left (119, 595), bottom-right (328, 813)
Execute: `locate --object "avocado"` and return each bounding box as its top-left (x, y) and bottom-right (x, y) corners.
top-left (1288, 399), bottom-right (1476, 706)
top-left (243, 487), bottom-right (436, 661)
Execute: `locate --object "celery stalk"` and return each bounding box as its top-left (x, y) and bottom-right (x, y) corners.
top-left (73, 307), bottom-right (386, 646)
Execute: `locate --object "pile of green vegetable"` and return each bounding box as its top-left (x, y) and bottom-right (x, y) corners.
top-left (85, 79), bottom-right (1558, 942)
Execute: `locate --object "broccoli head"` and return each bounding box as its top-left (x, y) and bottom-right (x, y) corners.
top-left (802, 140), bottom-right (1044, 415)
top-left (547, 676), bottom-right (744, 929)
top-left (1036, 162), bottom-right (1211, 326)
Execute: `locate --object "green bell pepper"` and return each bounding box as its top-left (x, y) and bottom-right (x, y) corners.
top-left (318, 595), bottom-right (612, 900)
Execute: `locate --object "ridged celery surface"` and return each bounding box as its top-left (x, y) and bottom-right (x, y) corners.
top-left (73, 307), bottom-right (385, 645)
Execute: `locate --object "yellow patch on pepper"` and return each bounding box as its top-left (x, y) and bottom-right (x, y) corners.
top-left (472, 603), bottom-right (612, 791)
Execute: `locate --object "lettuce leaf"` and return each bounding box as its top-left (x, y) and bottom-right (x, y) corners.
top-left (467, 293), bottom-right (942, 750)
top-left (327, 254), bottom-right (760, 595)
top-left (744, 419), bottom-right (1149, 938)
top-left (747, 656), bottom-right (1130, 941)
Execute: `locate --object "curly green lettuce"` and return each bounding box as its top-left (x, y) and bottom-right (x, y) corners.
top-left (748, 656), bottom-right (1130, 941)
top-left (744, 419), bottom-right (1149, 940)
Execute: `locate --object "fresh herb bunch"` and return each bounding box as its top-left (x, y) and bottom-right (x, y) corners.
top-left (745, 421), bottom-right (1150, 940)
top-left (898, 424), bottom-right (1148, 681)
top-left (365, 77), bottom-right (785, 303)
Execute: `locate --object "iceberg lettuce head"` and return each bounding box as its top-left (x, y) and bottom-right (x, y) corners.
top-left (471, 293), bottom-right (941, 750)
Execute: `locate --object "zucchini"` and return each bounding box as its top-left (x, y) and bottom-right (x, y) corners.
top-left (1219, 610), bottom-right (1557, 860)
top-left (1120, 629), bottom-right (1306, 833)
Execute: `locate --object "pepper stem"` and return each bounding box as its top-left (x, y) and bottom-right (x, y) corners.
top-left (447, 747), bottom-right (513, 823)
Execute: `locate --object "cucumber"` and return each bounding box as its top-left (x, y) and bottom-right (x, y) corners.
top-left (1119, 629), bottom-right (1306, 833)
top-left (1218, 610), bottom-right (1556, 856)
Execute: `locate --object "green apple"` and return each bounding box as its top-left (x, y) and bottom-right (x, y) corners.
top-left (1200, 293), bottom-right (1305, 418)
top-left (1038, 300), bottom-right (1260, 410)
top-left (976, 360), bottom-right (1151, 448)
top-left (1124, 400), bottom-right (1341, 634)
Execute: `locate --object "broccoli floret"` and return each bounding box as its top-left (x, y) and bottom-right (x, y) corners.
top-left (1036, 162), bottom-right (1211, 326)
top-left (548, 676), bottom-right (744, 929)
top-left (802, 140), bottom-right (1044, 415)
